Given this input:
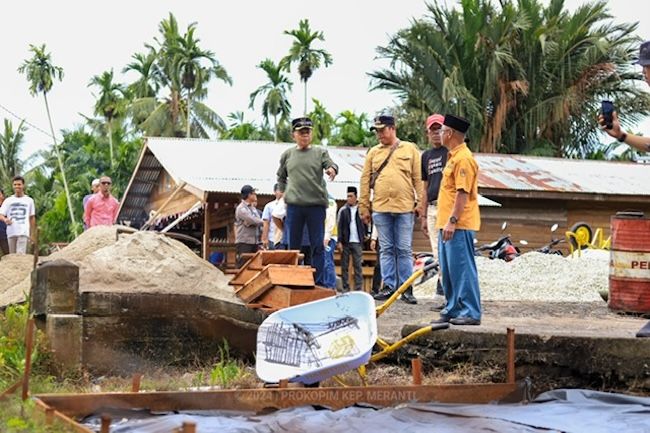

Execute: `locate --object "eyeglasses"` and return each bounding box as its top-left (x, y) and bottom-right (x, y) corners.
top-left (101, 181), bottom-right (112, 185)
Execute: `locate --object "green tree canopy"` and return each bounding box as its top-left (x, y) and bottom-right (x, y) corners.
top-left (370, 0), bottom-right (650, 157)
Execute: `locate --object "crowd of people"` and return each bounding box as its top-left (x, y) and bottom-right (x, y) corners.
top-left (0, 174), bottom-right (119, 258)
top-left (232, 39), bottom-right (649, 326)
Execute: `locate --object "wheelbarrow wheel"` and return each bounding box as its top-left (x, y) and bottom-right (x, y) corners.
top-left (568, 222), bottom-right (593, 250)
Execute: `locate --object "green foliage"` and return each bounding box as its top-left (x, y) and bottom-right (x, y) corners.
top-left (209, 340), bottom-right (246, 388)
top-left (221, 112), bottom-right (274, 141)
top-left (17, 44), bottom-right (63, 96)
top-left (127, 13), bottom-right (232, 138)
top-left (281, 19), bottom-right (333, 114)
top-left (370, 0), bottom-right (650, 156)
top-left (0, 304), bottom-right (40, 388)
top-left (249, 59), bottom-right (293, 141)
top-left (0, 119), bottom-right (29, 192)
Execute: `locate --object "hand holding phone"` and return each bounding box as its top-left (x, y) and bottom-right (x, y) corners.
top-left (601, 100), bottom-right (614, 130)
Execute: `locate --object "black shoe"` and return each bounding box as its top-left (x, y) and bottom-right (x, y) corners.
top-left (373, 286), bottom-right (395, 301)
top-left (400, 286), bottom-right (417, 304)
top-left (431, 315), bottom-right (451, 324)
top-left (449, 317), bottom-right (481, 326)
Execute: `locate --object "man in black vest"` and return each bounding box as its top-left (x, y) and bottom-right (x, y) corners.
top-left (337, 186), bottom-right (366, 291)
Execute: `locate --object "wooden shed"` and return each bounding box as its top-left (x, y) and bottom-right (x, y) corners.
top-left (118, 138), bottom-right (649, 264)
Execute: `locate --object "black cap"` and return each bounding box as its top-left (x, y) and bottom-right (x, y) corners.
top-left (636, 40), bottom-right (650, 66)
top-left (347, 186), bottom-right (358, 195)
top-left (292, 117), bottom-right (313, 131)
top-left (370, 115), bottom-right (396, 131)
top-left (443, 114), bottom-right (470, 134)
top-left (240, 184), bottom-right (256, 199)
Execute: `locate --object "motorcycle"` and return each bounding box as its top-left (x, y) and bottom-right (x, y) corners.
top-left (536, 223), bottom-right (564, 256)
top-left (474, 222), bottom-right (522, 262)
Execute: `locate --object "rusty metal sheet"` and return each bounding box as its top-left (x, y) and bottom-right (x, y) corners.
top-left (35, 383), bottom-right (519, 419)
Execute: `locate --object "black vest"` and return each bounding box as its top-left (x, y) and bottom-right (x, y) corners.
top-left (338, 204), bottom-right (366, 245)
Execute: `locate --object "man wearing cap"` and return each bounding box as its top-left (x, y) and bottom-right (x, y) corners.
top-left (598, 40), bottom-right (650, 153)
top-left (360, 114), bottom-right (423, 304)
top-left (421, 113), bottom-right (448, 308)
top-left (234, 184), bottom-right (263, 267)
top-left (276, 117), bottom-right (338, 285)
top-left (433, 115), bottom-right (481, 326)
top-left (261, 184), bottom-right (284, 250)
top-left (337, 186), bottom-right (366, 292)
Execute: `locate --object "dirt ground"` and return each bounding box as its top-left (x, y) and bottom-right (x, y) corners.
top-left (378, 299), bottom-right (649, 341)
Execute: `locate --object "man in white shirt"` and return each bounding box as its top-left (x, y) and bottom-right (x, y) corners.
top-left (0, 176), bottom-right (36, 255)
top-left (261, 184), bottom-right (283, 250)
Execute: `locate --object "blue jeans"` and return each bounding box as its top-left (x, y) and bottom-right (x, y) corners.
top-left (438, 229), bottom-right (481, 320)
top-left (322, 238), bottom-right (337, 289)
top-left (372, 212), bottom-right (414, 291)
top-left (286, 204), bottom-right (326, 286)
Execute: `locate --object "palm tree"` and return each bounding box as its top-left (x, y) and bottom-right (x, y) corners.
top-left (88, 69), bottom-right (127, 168)
top-left (221, 111), bottom-right (274, 141)
top-left (128, 14), bottom-right (230, 138)
top-left (18, 44), bottom-right (78, 235)
top-left (173, 20), bottom-right (232, 138)
top-left (281, 19), bottom-right (333, 115)
top-left (370, 0), bottom-right (650, 156)
top-left (331, 111), bottom-right (372, 146)
top-left (0, 119), bottom-right (27, 190)
top-left (123, 48), bottom-right (161, 99)
top-left (249, 59), bottom-right (292, 141)
top-left (308, 98), bottom-right (335, 144)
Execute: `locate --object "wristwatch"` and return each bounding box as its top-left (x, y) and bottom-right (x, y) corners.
top-left (449, 216), bottom-right (458, 224)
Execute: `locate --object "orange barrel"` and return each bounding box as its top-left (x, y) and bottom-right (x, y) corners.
top-left (609, 211), bottom-right (650, 313)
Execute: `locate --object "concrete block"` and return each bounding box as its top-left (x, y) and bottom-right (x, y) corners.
top-left (46, 314), bottom-right (82, 371)
top-left (30, 260), bottom-right (80, 316)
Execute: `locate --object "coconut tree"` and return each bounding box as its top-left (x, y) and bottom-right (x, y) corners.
top-left (281, 19), bottom-right (333, 115)
top-left (18, 44), bottom-right (78, 235)
top-left (88, 69), bottom-right (127, 168)
top-left (173, 20), bottom-right (232, 137)
top-left (128, 14), bottom-right (230, 138)
top-left (123, 48), bottom-right (161, 99)
top-left (249, 59), bottom-right (292, 141)
top-left (0, 119), bottom-right (28, 190)
top-left (308, 98), bottom-right (335, 144)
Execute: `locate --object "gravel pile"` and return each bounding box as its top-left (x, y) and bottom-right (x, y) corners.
top-left (414, 250), bottom-right (609, 302)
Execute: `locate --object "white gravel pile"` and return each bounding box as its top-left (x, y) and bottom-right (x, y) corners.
top-left (414, 250), bottom-right (609, 302)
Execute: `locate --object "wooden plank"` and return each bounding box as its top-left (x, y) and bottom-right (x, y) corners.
top-left (228, 268), bottom-right (260, 287)
top-left (260, 250), bottom-right (302, 266)
top-left (266, 265), bottom-right (315, 287)
top-left (256, 285), bottom-right (335, 309)
top-left (235, 273), bottom-right (273, 304)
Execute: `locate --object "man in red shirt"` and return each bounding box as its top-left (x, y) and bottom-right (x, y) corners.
top-left (84, 176), bottom-right (119, 228)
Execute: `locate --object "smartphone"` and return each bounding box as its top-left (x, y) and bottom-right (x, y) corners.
top-left (601, 100), bottom-right (614, 130)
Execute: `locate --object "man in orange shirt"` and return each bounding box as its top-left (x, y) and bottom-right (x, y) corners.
top-left (432, 115), bottom-right (481, 326)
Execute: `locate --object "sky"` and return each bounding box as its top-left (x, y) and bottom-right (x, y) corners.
top-left (1, 0), bottom-right (648, 161)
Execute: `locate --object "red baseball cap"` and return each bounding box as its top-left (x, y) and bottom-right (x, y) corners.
top-left (426, 114), bottom-right (444, 129)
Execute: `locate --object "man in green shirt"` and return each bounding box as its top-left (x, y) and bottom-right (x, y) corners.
top-left (277, 117), bottom-right (338, 285)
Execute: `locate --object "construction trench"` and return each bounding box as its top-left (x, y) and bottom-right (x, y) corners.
top-left (1, 226), bottom-right (650, 432)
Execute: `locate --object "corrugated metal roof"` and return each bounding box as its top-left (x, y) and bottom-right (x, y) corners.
top-left (476, 154), bottom-right (649, 195)
top-left (141, 137), bottom-right (501, 206)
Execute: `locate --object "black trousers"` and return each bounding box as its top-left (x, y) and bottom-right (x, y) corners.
top-left (341, 242), bottom-right (363, 291)
top-left (236, 243), bottom-right (258, 268)
top-left (372, 244), bottom-right (382, 293)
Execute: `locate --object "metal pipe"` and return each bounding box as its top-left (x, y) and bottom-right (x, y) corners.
top-left (22, 318), bottom-right (35, 401)
top-left (131, 374), bottom-right (142, 393)
top-left (100, 415), bottom-right (111, 433)
top-left (506, 328), bottom-right (515, 384)
top-left (411, 358), bottom-right (423, 385)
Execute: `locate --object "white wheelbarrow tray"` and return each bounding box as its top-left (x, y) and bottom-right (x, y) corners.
top-left (255, 292), bottom-right (378, 385)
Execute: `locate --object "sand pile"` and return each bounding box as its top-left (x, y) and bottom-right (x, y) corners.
top-left (0, 226), bottom-right (236, 307)
top-left (0, 255), bottom-right (34, 303)
top-left (80, 231), bottom-right (236, 301)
